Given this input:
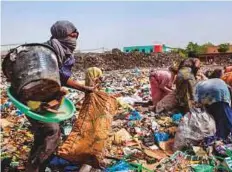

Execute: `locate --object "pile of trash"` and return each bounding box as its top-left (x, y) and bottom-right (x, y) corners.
top-left (1, 91), bottom-right (33, 171)
top-left (1, 68), bottom-right (232, 172)
top-left (73, 51), bottom-right (182, 71)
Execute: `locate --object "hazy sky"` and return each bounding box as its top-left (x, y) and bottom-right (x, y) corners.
top-left (1, 1), bottom-right (232, 51)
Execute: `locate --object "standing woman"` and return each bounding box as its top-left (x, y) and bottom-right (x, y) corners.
top-left (175, 52), bottom-right (201, 113)
top-left (149, 66), bottom-right (177, 107)
top-left (26, 20), bottom-right (94, 172)
top-left (195, 78), bottom-right (232, 139)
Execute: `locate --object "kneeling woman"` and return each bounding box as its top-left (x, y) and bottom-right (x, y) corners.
top-left (195, 78), bottom-right (232, 139)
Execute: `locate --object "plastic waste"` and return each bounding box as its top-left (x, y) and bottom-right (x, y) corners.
top-left (191, 164), bottom-right (214, 172)
top-left (149, 145), bottom-right (159, 150)
top-left (173, 108), bottom-right (216, 151)
top-left (154, 132), bottom-right (170, 143)
top-left (0, 101), bottom-right (12, 111)
top-left (172, 113), bottom-right (183, 124)
top-left (117, 98), bottom-right (134, 110)
top-left (215, 144), bottom-right (232, 155)
top-left (105, 87), bottom-right (114, 93)
top-left (128, 110), bottom-right (142, 121)
top-left (119, 96), bottom-right (141, 105)
top-left (10, 161), bottom-right (19, 167)
top-left (113, 128), bottom-right (132, 145)
top-left (151, 121), bottom-right (159, 132)
top-left (105, 160), bottom-right (134, 172)
top-left (45, 167), bottom-right (52, 172)
top-left (223, 157), bottom-right (232, 171)
top-left (15, 110), bottom-right (23, 116)
top-left (134, 68), bottom-right (140, 76)
top-left (123, 147), bottom-right (139, 155)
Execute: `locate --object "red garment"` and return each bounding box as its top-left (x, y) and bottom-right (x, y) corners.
top-left (225, 66), bottom-right (232, 73)
top-left (222, 72), bottom-right (232, 87)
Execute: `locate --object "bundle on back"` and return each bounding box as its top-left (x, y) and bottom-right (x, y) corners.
top-left (58, 91), bottom-right (118, 168)
top-left (2, 43), bottom-right (63, 112)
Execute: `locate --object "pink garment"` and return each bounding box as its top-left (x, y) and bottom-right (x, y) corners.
top-left (149, 70), bottom-right (173, 106)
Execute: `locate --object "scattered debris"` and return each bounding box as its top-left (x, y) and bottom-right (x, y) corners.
top-left (1, 65), bottom-right (232, 171)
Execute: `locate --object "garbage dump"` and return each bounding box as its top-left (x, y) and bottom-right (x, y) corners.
top-left (1, 56), bottom-right (232, 172)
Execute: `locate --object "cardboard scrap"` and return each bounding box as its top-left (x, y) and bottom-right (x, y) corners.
top-left (144, 149), bottom-right (167, 160)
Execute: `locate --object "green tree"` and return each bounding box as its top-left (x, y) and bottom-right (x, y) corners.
top-left (186, 42), bottom-right (205, 54)
top-left (218, 43), bottom-right (230, 53)
top-left (186, 42), bottom-right (216, 54)
top-left (186, 42), bottom-right (199, 53)
top-left (172, 48), bottom-right (187, 58)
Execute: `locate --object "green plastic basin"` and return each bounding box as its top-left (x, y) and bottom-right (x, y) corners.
top-left (7, 87), bottom-right (76, 123)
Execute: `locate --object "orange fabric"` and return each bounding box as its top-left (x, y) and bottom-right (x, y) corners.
top-left (58, 91), bottom-right (117, 168)
top-left (221, 72), bottom-right (232, 87)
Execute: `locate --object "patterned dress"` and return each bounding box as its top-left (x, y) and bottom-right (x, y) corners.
top-left (176, 67), bottom-right (196, 112)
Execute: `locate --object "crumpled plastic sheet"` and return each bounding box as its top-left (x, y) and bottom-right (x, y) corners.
top-left (105, 160), bottom-right (135, 172)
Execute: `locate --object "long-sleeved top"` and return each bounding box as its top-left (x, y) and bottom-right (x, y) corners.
top-left (59, 55), bottom-right (75, 85)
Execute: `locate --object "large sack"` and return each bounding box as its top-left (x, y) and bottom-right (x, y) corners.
top-left (173, 108), bottom-right (216, 151)
top-left (156, 91), bottom-right (177, 113)
top-left (58, 91), bottom-right (118, 168)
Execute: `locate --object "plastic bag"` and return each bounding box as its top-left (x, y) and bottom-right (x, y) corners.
top-left (154, 132), bottom-right (170, 143)
top-left (172, 113), bottom-right (183, 124)
top-left (105, 161), bottom-right (134, 172)
top-left (58, 91), bottom-right (118, 168)
top-left (173, 108), bottom-right (216, 151)
top-left (128, 110), bottom-right (142, 121)
top-left (191, 164), bottom-right (214, 172)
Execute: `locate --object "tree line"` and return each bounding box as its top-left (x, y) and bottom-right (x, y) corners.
top-left (173, 42), bottom-right (231, 57)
